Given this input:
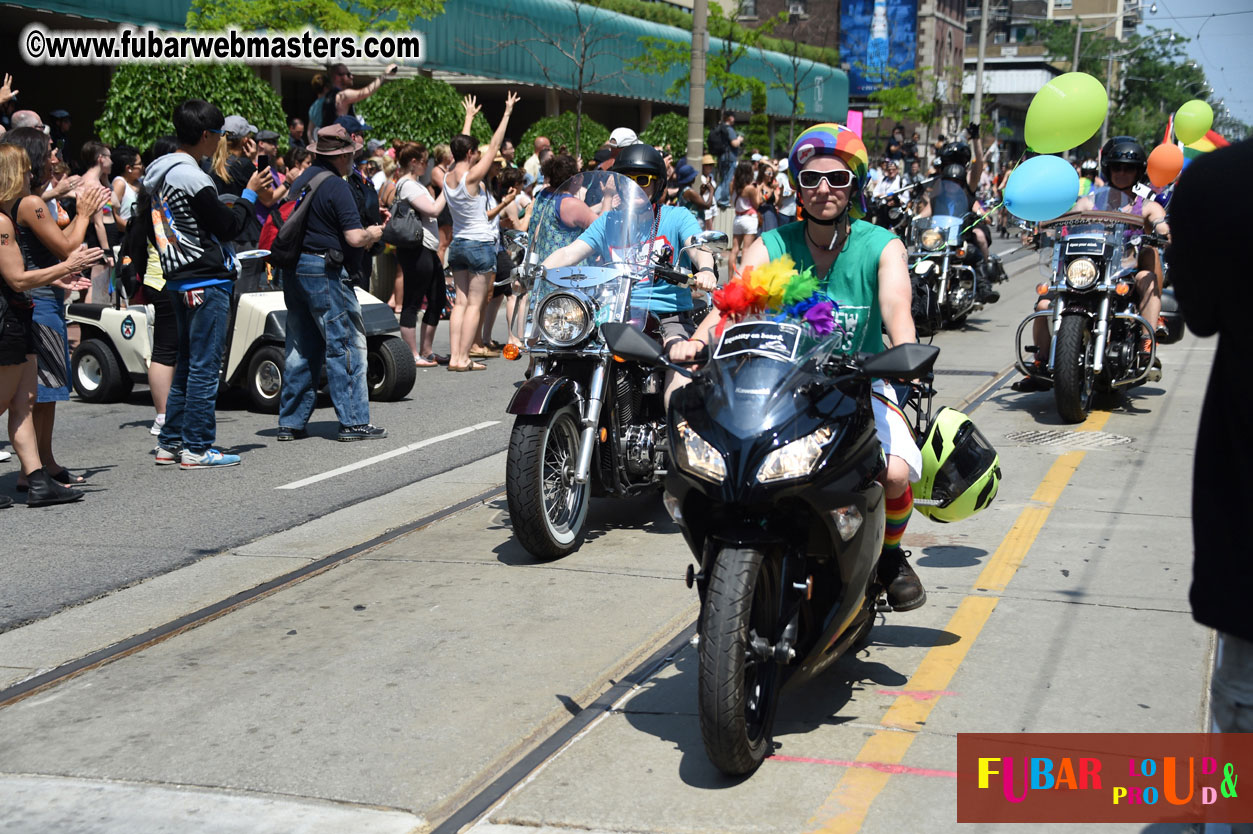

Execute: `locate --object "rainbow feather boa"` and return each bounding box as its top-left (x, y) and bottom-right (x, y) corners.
top-left (711, 255), bottom-right (840, 338)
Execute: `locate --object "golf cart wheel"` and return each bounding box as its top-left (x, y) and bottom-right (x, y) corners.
top-left (367, 337), bottom-right (416, 402)
top-left (246, 345), bottom-right (284, 414)
top-left (71, 339), bottom-right (131, 403)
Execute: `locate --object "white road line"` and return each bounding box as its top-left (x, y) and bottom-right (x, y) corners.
top-left (276, 421), bottom-right (501, 490)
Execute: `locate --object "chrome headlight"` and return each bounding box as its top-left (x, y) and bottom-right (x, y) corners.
top-left (537, 292), bottom-right (592, 347)
top-left (756, 426), bottom-right (834, 484)
top-left (675, 420), bottom-right (726, 484)
top-left (920, 229), bottom-right (945, 251)
top-left (1065, 257), bottom-right (1099, 290)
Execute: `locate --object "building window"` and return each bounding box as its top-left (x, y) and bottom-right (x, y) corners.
top-left (738, 0), bottom-right (757, 17)
top-left (1055, 0), bottom-right (1073, 8)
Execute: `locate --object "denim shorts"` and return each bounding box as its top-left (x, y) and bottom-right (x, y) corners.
top-left (447, 238), bottom-right (497, 275)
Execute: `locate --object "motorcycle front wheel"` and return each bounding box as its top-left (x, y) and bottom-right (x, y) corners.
top-left (506, 405), bottom-right (591, 560)
top-left (698, 546), bottom-right (782, 776)
top-left (1053, 314), bottom-right (1095, 423)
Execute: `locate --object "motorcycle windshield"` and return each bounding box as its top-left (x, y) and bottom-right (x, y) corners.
top-left (912, 215), bottom-right (963, 248)
top-left (529, 171), bottom-right (657, 268)
top-left (700, 318), bottom-right (845, 437)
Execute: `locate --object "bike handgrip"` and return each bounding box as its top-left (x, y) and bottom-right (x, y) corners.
top-left (654, 266), bottom-right (692, 286)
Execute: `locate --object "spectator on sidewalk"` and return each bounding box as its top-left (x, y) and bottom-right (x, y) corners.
top-left (335, 114), bottom-right (383, 291)
top-left (523, 135), bottom-right (550, 183)
top-left (314, 63), bottom-right (398, 130)
top-left (1169, 139), bottom-right (1253, 762)
top-left (710, 113), bottom-right (744, 209)
top-left (276, 124), bottom-right (386, 443)
top-left (287, 116), bottom-right (305, 152)
top-left (142, 99), bottom-right (271, 469)
top-left (393, 141), bottom-right (447, 366)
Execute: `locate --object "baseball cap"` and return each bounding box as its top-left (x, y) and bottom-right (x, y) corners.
top-left (751, 152), bottom-right (763, 162)
top-left (367, 138), bottom-right (386, 152)
top-left (49, 109), bottom-right (70, 120)
top-left (222, 115), bottom-right (258, 139)
top-left (334, 114), bottom-right (372, 134)
top-left (255, 129), bottom-right (280, 143)
top-left (593, 147), bottom-right (613, 166)
top-left (608, 127), bottom-right (638, 148)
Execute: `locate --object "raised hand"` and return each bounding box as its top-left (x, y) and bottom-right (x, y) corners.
top-left (504, 91), bottom-right (521, 112)
top-left (0, 73), bottom-right (18, 105)
top-left (462, 94), bottom-right (481, 118)
top-left (75, 183), bottom-right (108, 217)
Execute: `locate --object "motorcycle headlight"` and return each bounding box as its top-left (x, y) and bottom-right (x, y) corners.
top-left (756, 426), bottom-right (834, 484)
top-left (675, 420), bottom-right (726, 484)
top-left (920, 229), bottom-right (945, 251)
top-left (537, 292), bottom-right (592, 347)
top-left (1065, 257), bottom-right (1099, 290)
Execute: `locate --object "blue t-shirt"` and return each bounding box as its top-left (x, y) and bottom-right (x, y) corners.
top-left (576, 205), bottom-right (702, 313)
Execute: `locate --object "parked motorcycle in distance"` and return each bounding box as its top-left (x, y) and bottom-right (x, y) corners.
top-left (1014, 210), bottom-right (1165, 422)
top-left (503, 170), bottom-right (727, 560)
top-left (602, 319), bottom-right (940, 776)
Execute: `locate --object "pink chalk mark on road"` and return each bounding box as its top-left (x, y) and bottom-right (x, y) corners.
top-left (877, 689), bottom-right (956, 701)
top-left (769, 754), bottom-right (957, 778)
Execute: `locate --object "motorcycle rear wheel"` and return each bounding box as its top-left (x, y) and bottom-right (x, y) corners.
top-left (506, 405), bottom-right (590, 560)
top-left (698, 547), bottom-right (782, 776)
top-left (1054, 314), bottom-right (1095, 423)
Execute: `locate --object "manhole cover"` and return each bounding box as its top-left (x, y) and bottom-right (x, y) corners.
top-left (1004, 429), bottom-right (1134, 449)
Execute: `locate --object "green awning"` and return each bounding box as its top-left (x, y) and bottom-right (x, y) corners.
top-left (6, 0), bottom-right (190, 28)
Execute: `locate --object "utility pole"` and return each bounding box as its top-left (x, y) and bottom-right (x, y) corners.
top-left (973, 0), bottom-right (990, 127)
top-left (687, 0), bottom-right (708, 171)
top-left (1073, 16), bottom-right (1083, 73)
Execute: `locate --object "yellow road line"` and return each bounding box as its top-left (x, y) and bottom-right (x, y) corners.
top-left (802, 410), bottom-right (1110, 833)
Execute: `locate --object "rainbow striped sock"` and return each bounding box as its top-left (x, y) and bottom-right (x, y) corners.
top-left (884, 485), bottom-right (913, 551)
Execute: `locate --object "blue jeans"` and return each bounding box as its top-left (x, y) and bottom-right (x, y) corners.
top-left (159, 283), bottom-right (230, 454)
top-left (714, 152), bottom-right (737, 208)
top-left (278, 253), bottom-right (370, 429)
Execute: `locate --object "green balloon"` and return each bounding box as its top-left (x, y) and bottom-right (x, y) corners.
top-left (1175, 99), bottom-right (1214, 145)
top-left (1024, 73), bottom-right (1109, 153)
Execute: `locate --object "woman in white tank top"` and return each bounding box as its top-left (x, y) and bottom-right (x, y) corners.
top-left (443, 92), bottom-right (520, 372)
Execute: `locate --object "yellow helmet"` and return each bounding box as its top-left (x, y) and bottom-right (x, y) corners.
top-left (911, 407), bottom-right (1001, 523)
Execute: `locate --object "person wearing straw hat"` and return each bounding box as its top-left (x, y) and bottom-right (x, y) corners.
top-left (275, 124), bottom-right (387, 443)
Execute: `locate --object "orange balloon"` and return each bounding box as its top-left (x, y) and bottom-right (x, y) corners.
top-left (1147, 143), bottom-right (1184, 188)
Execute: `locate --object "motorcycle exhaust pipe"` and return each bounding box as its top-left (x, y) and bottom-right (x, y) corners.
top-left (573, 359), bottom-right (608, 484)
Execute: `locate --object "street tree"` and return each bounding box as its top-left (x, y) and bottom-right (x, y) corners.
top-left (187, 0), bottom-right (442, 32)
top-left (757, 10), bottom-right (838, 147)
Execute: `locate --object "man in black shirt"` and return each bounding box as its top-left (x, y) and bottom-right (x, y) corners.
top-left (276, 125), bottom-right (386, 443)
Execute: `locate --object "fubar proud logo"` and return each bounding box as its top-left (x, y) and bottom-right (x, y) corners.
top-left (957, 733), bottom-right (1251, 823)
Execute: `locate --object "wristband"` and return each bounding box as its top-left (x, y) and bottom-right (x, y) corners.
top-left (241, 188), bottom-right (259, 204)
top-left (695, 267), bottom-right (716, 276)
top-left (689, 338), bottom-right (707, 348)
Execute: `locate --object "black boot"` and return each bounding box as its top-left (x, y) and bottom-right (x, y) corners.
top-left (26, 468), bottom-right (83, 507)
top-left (878, 549), bottom-right (926, 611)
top-left (0, 494), bottom-right (11, 510)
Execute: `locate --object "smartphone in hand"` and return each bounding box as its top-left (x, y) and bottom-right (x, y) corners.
top-left (256, 154), bottom-right (270, 172)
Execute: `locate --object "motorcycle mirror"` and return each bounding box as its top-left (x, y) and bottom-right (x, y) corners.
top-left (601, 322), bottom-right (695, 378)
top-left (503, 229), bottom-right (529, 253)
top-left (690, 230), bottom-right (729, 252)
top-left (860, 343), bottom-right (940, 380)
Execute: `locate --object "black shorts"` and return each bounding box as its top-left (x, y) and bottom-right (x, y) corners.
top-left (145, 287), bottom-right (178, 366)
top-left (0, 304), bottom-right (35, 366)
top-left (492, 250), bottom-right (515, 298)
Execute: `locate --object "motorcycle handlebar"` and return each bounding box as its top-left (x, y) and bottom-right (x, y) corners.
top-left (653, 265), bottom-right (693, 287)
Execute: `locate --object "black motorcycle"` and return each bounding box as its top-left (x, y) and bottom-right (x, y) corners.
top-left (504, 170), bottom-right (727, 559)
top-left (603, 319), bottom-right (939, 776)
top-left (1014, 210), bottom-right (1167, 422)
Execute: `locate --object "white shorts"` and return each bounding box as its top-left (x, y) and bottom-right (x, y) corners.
top-left (733, 213), bottom-right (759, 235)
top-left (871, 379), bottom-right (923, 483)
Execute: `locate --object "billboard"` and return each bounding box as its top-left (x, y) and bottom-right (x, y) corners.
top-left (840, 0), bottom-right (918, 97)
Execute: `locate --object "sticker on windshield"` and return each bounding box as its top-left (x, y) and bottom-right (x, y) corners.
top-left (608, 235), bottom-right (668, 272)
top-left (714, 321), bottom-right (801, 362)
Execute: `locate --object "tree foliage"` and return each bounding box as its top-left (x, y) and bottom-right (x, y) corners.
top-left (743, 86), bottom-right (771, 155)
top-left (639, 112), bottom-right (688, 154)
top-left (869, 68), bottom-right (940, 132)
top-left (520, 112), bottom-right (610, 164)
top-left (95, 64), bottom-right (286, 151)
top-left (187, 0), bottom-right (443, 33)
top-left (355, 76), bottom-right (490, 146)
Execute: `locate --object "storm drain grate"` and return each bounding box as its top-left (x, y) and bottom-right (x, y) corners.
top-left (1005, 429), bottom-right (1134, 449)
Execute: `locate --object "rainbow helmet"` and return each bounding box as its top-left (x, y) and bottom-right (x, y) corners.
top-left (787, 123), bottom-right (870, 218)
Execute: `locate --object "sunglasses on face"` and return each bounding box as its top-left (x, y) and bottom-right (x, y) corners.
top-left (1108, 162), bottom-right (1137, 172)
top-left (798, 169), bottom-right (854, 189)
top-left (626, 173), bottom-right (657, 187)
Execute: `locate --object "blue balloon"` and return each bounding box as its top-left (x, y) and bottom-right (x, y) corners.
top-left (1004, 155), bottom-right (1081, 222)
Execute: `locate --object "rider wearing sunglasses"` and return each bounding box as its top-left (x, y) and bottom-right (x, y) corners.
top-left (673, 123), bottom-right (927, 614)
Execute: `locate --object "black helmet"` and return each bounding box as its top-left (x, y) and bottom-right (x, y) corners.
top-left (612, 143), bottom-right (668, 204)
top-left (941, 163), bottom-right (966, 182)
top-left (939, 141), bottom-right (971, 167)
top-left (1099, 136), bottom-right (1147, 183)
top-left (1080, 159), bottom-right (1099, 175)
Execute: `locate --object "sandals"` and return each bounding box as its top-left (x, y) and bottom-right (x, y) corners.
top-left (469, 346), bottom-right (501, 358)
top-left (415, 355), bottom-right (438, 367)
top-left (448, 361), bottom-right (487, 372)
top-left (17, 467), bottom-right (84, 492)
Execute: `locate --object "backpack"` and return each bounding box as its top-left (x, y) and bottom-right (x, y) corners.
top-left (259, 170), bottom-right (334, 270)
top-left (708, 124), bottom-right (729, 157)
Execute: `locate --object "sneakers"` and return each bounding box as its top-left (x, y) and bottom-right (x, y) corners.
top-left (878, 549), bottom-right (927, 612)
top-left (154, 444), bottom-right (181, 465)
top-left (276, 426), bottom-right (308, 442)
top-left (179, 448), bottom-right (241, 469)
top-left (1156, 316), bottom-right (1170, 338)
top-left (149, 414), bottom-right (166, 436)
top-left (0, 449), bottom-right (10, 463)
top-left (337, 423), bottom-right (387, 442)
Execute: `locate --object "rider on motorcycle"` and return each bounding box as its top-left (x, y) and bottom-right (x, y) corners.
top-left (673, 123), bottom-right (928, 613)
top-left (541, 144), bottom-right (717, 402)
top-left (916, 126), bottom-right (1000, 304)
top-left (1013, 136), bottom-right (1169, 392)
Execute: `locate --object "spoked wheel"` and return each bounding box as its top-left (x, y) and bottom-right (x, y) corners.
top-left (506, 404), bottom-right (590, 560)
top-left (698, 546), bottom-right (783, 776)
top-left (1053, 314), bottom-right (1095, 423)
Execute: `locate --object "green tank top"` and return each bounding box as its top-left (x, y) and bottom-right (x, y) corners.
top-left (761, 219), bottom-right (895, 354)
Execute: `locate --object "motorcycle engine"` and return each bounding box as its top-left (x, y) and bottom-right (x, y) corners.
top-left (620, 424), bottom-right (663, 478)
top-left (949, 285), bottom-right (973, 311)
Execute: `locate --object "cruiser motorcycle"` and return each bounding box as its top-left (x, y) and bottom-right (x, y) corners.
top-left (504, 170), bottom-right (727, 560)
top-left (907, 214), bottom-right (1005, 335)
top-left (602, 318), bottom-right (940, 775)
top-left (1014, 210), bottom-right (1166, 423)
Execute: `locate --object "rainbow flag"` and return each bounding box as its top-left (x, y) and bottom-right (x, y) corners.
top-left (1183, 129), bottom-right (1230, 161)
